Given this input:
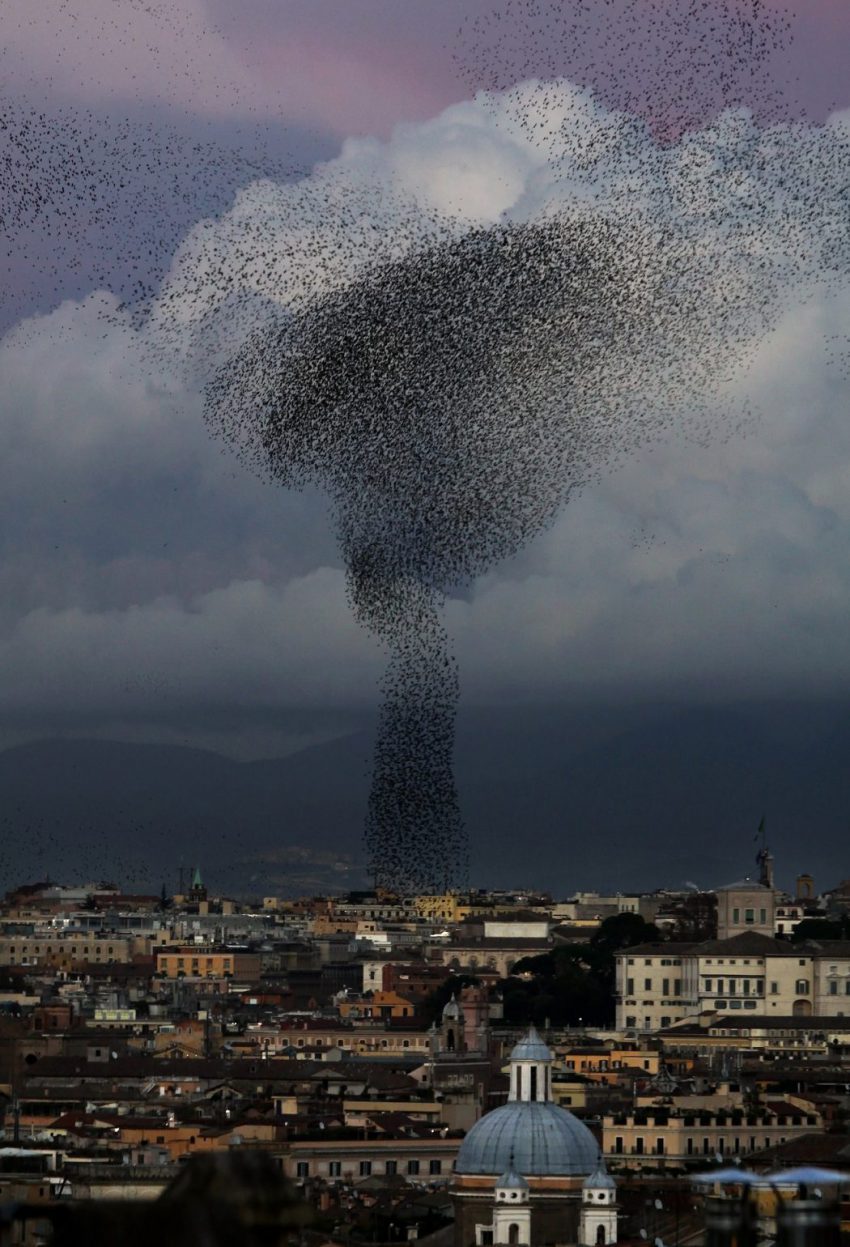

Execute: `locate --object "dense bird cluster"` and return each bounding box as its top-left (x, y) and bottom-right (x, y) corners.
top-left (4, 0), bottom-right (850, 890)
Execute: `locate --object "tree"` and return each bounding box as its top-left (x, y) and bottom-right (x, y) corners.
top-left (419, 974), bottom-right (479, 1026)
top-left (589, 912), bottom-right (661, 954)
top-left (792, 916), bottom-right (850, 942)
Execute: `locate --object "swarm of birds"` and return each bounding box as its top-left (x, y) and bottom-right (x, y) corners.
top-left (454, 0), bottom-right (801, 139)
top-left (4, 0), bottom-right (850, 891)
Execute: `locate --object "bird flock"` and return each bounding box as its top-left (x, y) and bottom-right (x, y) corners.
top-left (4, 0), bottom-right (850, 891)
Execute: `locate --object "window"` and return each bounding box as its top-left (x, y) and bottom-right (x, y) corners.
top-left (386, 1161), bottom-right (397, 1175)
top-left (635, 1138), bottom-right (644, 1154)
top-left (656, 1138), bottom-right (665, 1155)
top-left (760, 910), bottom-right (767, 924)
top-left (407, 1160), bottom-right (420, 1176)
top-left (662, 978), bottom-right (670, 996)
top-left (644, 979), bottom-right (652, 991)
top-left (329, 1161), bottom-right (341, 1178)
top-left (296, 1162), bottom-right (309, 1179)
top-left (830, 982), bottom-right (838, 995)
top-left (614, 1137), bottom-right (624, 1154)
top-left (770, 982), bottom-right (779, 994)
top-left (745, 909), bottom-right (754, 924)
top-left (661, 1017), bottom-right (671, 1028)
top-left (625, 1017), bottom-right (636, 1029)
top-left (359, 1161), bottom-right (372, 1177)
top-left (626, 979), bottom-right (634, 995)
top-left (733, 909), bottom-right (740, 923)
top-left (704, 979), bottom-right (713, 992)
top-left (429, 1159), bottom-right (442, 1175)
top-left (795, 980), bottom-right (809, 995)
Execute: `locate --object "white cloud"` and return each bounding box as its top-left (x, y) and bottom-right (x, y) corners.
top-left (2, 83), bottom-right (850, 748)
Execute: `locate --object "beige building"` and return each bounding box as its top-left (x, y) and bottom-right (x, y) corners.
top-left (716, 879), bottom-right (775, 940)
top-left (616, 933), bottom-right (850, 1032)
top-left (603, 1097), bottom-right (821, 1169)
top-left (274, 1134), bottom-right (459, 1184)
top-left (0, 932), bottom-right (134, 968)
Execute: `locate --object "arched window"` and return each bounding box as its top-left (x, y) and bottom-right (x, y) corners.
top-left (446, 1027), bottom-right (455, 1052)
top-left (596, 1226), bottom-right (607, 1245)
top-left (508, 1224), bottom-right (520, 1245)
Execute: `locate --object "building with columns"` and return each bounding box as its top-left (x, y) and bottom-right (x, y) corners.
top-left (450, 1027), bottom-right (605, 1247)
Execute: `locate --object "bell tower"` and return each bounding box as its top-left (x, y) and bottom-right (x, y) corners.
top-left (579, 1160), bottom-right (618, 1246)
top-left (492, 1168), bottom-right (531, 1246)
top-left (436, 994), bottom-right (466, 1055)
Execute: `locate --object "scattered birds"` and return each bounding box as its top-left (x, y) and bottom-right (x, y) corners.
top-left (3, 0), bottom-right (850, 891)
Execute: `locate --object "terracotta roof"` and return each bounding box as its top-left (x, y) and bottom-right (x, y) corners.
top-left (715, 879), bottom-right (772, 893)
top-left (696, 933), bottom-right (790, 954)
top-left (706, 1015), bottom-right (850, 1029)
top-left (749, 1133), bottom-right (850, 1169)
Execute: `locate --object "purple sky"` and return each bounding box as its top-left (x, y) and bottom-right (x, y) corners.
top-left (3, 0), bottom-right (850, 767)
top-left (5, 1), bottom-right (850, 145)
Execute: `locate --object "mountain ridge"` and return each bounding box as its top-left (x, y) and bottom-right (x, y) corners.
top-left (1, 701), bottom-right (848, 896)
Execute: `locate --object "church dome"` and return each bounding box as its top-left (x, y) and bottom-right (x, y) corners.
top-left (509, 1025), bottom-right (552, 1063)
top-left (454, 1101), bottom-right (599, 1176)
top-left (584, 1161), bottom-right (616, 1190)
top-left (497, 1168), bottom-right (530, 1191)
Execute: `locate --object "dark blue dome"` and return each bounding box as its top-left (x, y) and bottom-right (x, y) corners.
top-left (455, 1102), bottom-right (598, 1176)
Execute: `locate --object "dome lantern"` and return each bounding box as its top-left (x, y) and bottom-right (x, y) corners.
top-left (509, 1025), bottom-right (553, 1103)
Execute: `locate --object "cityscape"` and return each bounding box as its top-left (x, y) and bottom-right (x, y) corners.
top-left (1, 851), bottom-right (850, 1242)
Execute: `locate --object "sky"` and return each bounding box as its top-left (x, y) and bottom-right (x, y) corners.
top-left (3, 0), bottom-right (850, 767)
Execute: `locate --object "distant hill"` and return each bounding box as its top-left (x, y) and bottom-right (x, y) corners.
top-left (1, 700), bottom-right (848, 897)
